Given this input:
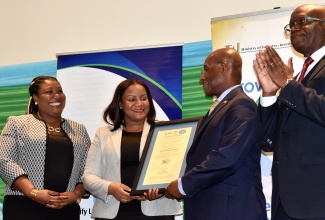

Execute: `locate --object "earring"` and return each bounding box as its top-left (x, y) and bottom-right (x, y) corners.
top-left (35, 102), bottom-right (38, 105)
top-left (120, 106), bottom-right (122, 109)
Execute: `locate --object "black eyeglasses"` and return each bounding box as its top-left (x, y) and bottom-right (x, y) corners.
top-left (284, 16), bottom-right (325, 35)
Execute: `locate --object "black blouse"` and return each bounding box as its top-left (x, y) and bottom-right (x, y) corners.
top-left (44, 134), bottom-right (73, 192)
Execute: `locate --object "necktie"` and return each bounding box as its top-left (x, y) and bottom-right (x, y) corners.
top-left (297, 57), bottom-right (314, 82)
top-left (208, 99), bottom-right (219, 115)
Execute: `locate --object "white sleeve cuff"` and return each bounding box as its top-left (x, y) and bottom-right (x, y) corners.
top-left (260, 95), bottom-right (277, 107)
top-left (178, 178), bottom-right (186, 195)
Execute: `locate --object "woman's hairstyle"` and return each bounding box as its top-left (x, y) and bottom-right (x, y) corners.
top-left (103, 79), bottom-right (156, 131)
top-left (27, 76), bottom-right (58, 114)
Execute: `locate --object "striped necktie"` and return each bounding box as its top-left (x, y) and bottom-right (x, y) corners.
top-left (208, 99), bottom-right (219, 115)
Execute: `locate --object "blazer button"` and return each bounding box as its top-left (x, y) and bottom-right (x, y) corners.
top-left (280, 128), bottom-right (286, 134)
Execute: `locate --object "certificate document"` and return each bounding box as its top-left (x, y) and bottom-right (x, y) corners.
top-left (130, 117), bottom-right (203, 196)
top-left (143, 127), bottom-right (192, 185)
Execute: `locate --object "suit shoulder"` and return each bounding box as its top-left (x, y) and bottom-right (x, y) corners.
top-left (233, 92), bottom-right (257, 107)
top-left (95, 124), bottom-right (115, 136)
top-left (5, 114), bottom-right (37, 127)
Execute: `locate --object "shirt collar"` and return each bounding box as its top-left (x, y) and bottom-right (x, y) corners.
top-left (216, 85), bottom-right (240, 102)
top-left (308, 45), bottom-right (325, 64)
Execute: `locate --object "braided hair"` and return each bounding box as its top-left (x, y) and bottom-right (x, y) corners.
top-left (26, 76), bottom-right (58, 114)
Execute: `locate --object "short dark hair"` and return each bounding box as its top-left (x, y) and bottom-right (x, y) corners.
top-left (103, 79), bottom-right (156, 131)
top-left (27, 76), bottom-right (58, 114)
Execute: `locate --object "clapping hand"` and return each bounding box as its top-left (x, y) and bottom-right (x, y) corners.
top-left (253, 46), bottom-right (294, 96)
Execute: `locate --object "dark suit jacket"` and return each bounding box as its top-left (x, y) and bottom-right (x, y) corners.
top-left (257, 56), bottom-right (325, 219)
top-left (182, 86), bottom-right (267, 220)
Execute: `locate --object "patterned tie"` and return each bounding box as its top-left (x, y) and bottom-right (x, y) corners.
top-left (297, 57), bottom-right (314, 82)
top-left (208, 99), bottom-right (219, 115)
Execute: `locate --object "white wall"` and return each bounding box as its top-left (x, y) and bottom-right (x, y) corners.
top-left (0, 0), bottom-right (323, 66)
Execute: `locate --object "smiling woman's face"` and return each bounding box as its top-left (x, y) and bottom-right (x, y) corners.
top-left (33, 79), bottom-right (66, 118)
top-left (120, 84), bottom-right (150, 125)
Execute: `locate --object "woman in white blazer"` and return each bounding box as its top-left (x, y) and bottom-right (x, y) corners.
top-left (83, 79), bottom-right (182, 220)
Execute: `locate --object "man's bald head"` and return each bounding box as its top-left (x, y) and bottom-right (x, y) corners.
top-left (200, 48), bottom-right (242, 97)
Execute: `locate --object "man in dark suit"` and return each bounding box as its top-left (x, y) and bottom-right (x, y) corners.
top-left (253, 4), bottom-right (325, 220)
top-left (165, 48), bottom-right (267, 220)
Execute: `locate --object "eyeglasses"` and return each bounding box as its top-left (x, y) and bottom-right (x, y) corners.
top-left (284, 16), bottom-right (325, 35)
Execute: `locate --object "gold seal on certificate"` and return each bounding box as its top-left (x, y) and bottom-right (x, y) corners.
top-left (130, 117), bottom-right (203, 196)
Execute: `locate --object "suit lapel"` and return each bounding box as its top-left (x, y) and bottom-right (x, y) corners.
top-left (190, 86), bottom-right (243, 151)
top-left (139, 122), bottom-right (150, 159)
top-left (112, 127), bottom-right (123, 159)
top-left (303, 55), bottom-right (325, 85)
top-left (282, 56), bottom-right (325, 123)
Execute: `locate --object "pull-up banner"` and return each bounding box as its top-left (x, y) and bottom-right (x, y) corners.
top-left (57, 44), bottom-right (183, 139)
top-left (56, 44), bottom-right (183, 220)
top-left (211, 6), bottom-right (302, 103)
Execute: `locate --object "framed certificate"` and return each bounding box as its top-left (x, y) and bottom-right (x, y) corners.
top-left (130, 117), bottom-right (203, 196)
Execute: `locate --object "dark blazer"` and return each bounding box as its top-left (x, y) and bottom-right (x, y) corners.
top-left (182, 86), bottom-right (267, 220)
top-left (256, 56), bottom-right (325, 219)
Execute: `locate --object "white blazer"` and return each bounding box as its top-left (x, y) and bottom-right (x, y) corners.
top-left (82, 121), bottom-right (182, 219)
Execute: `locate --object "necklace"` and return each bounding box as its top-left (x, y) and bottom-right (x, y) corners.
top-left (37, 112), bottom-right (62, 134)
